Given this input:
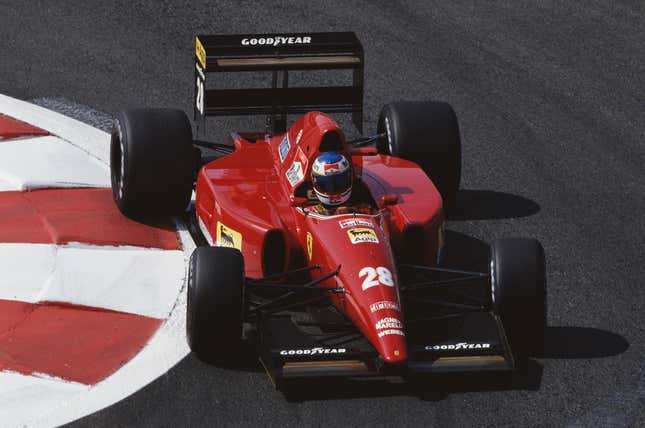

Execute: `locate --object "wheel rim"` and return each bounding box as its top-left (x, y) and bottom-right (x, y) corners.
top-left (110, 120), bottom-right (126, 200)
top-left (489, 257), bottom-right (496, 307)
top-left (384, 116), bottom-right (394, 154)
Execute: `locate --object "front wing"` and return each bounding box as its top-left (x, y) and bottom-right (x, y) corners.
top-left (258, 311), bottom-right (514, 387)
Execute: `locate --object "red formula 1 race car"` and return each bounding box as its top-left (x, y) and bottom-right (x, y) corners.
top-left (109, 32), bottom-right (546, 388)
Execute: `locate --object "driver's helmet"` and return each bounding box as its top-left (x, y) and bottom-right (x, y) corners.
top-left (311, 151), bottom-right (352, 206)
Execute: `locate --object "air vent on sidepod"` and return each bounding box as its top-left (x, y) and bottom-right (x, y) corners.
top-left (262, 229), bottom-right (287, 277)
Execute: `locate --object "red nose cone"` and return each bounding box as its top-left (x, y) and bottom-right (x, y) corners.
top-left (372, 313), bottom-right (408, 364)
top-left (302, 212), bottom-right (409, 365)
top-left (380, 340), bottom-right (408, 364)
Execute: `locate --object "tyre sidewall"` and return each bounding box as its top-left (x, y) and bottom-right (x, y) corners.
top-left (491, 238), bottom-right (546, 358)
top-left (187, 246), bottom-right (245, 364)
top-left (110, 109), bottom-right (194, 219)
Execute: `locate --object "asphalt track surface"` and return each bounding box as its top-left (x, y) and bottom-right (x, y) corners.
top-left (2, 1), bottom-right (644, 426)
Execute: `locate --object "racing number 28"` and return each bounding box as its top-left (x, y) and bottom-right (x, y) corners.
top-left (360, 267), bottom-right (394, 290)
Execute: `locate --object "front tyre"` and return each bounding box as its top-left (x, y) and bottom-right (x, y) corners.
top-left (186, 246), bottom-right (245, 364)
top-left (490, 238), bottom-right (546, 360)
top-left (110, 108), bottom-right (194, 219)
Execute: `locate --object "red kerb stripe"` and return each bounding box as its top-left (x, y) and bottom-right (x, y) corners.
top-left (0, 114), bottom-right (49, 140)
top-left (0, 300), bottom-right (162, 385)
top-left (0, 188), bottom-right (181, 249)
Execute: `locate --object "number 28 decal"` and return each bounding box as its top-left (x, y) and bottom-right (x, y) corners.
top-left (360, 266), bottom-right (394, 291)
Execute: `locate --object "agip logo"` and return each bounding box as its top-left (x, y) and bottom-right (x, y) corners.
top-left (347, 228), bottom-right (378, 244)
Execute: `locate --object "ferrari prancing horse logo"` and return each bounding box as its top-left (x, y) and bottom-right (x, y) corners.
top-left (306, 232), bottom-right (313, 260)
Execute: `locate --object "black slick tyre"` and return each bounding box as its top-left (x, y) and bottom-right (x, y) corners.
top-left (110, 108), bottom-right (194, 219)
top-left (186, 246), bottom-right (245, 364)
top-left (377, 101), bottom-right (461, 208)
top-left (490, 238), bottom-right (546, 360)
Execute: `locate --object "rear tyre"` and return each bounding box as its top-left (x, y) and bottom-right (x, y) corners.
top-left (186, 246), bottom-right (245, 364)
top-left (110, 108), bottom-right (194, 219)
top-left (377, 101), bottom-right (461, 209)
top-left (490, 238), bottom-right (546, 360)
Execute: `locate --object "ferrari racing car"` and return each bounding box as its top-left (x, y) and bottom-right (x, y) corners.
top-left (109, 32), bottom-right (546, 388)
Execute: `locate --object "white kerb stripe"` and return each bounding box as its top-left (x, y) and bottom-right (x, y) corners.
top-left (0, 243), bottom-right (185, 319)
top-left (0, 372), bottom-right (89, 428)
top-left (0, 135), bottom-right (109, 191)
top-left (0, 93), bottom-right (110, 164)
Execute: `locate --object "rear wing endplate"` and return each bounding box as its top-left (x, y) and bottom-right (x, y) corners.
top-left (194, 32), bottom-right (364, 134)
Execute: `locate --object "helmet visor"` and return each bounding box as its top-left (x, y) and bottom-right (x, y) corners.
top-left (313, 168), bottom-right (352, 195)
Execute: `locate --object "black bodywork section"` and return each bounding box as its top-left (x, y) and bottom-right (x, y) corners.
top-left (194, 32), bottom-right (364, 134)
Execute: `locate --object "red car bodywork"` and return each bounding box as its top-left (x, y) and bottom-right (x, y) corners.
top-left (195, 111), bottom-right (444, 364)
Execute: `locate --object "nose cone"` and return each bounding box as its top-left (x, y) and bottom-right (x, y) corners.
top-left (303, 213), bottom-right (408, 365)
top-left (379, 340), bottom-right (407, 364)
top-left (373, 314), bottom-right (408, 364)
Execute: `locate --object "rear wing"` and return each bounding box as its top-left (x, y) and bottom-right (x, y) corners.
top-left (194, 32), bottom-right (364, 134)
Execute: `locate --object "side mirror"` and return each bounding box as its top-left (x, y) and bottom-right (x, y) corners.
top-left (380, 194), bottom-right (398, 206)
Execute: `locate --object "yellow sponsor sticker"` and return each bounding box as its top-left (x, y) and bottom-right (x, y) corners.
top-left (216, 221), bottom-right (242, 251)
top-left (347, 228), bottom-right (379, 244)
top-left (195, 36), bottom-right (206, 70)
top-left (306, 232), bottom-right (313, 260)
